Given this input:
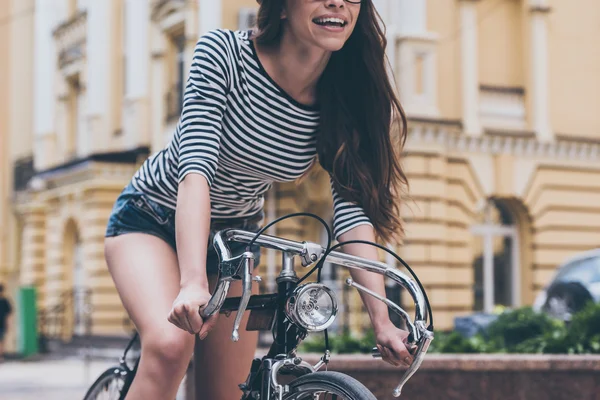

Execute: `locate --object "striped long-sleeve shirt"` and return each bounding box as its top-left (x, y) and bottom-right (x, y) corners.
top-left (131, 29), bottom-right (372, 239)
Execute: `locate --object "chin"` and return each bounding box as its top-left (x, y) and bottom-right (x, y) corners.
top-left (315, 38), bottom-right (347, 52)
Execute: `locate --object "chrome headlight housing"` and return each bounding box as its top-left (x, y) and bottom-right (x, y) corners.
top-left (285, 283), bottom-right (338, 332)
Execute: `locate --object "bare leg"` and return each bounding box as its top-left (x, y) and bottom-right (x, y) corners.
top-left (193, 275), bottom-right (260, 400)
top-left (0, 339), bottom-right (4, 361)
top-left (105, 234), bottom-right (195, 400)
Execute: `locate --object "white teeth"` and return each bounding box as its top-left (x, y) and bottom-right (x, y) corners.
top-left (314, 17), bottom-right (345, 25)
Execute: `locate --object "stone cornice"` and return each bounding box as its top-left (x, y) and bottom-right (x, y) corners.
top-left (34, 147), bottom-right (150, 177)
top-left (36, 161), bottom-right (138, 190)
top-left (12, 147), bottom-right (150, 197)
top-left (407, 116), bottom-right (463, 130)
top-left (406, 122), bottom-right (600, 161)
top-left (13, 165), bottom-right (136, 210)
top-left (12, 200), bottom-right (48, 216)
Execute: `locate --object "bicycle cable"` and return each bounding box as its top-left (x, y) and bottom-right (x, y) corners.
top-left (321, 240), bottom-right (434, 332)
top-left (245, 212), bottom-right (333, 354)
top-left (243, 214), bottom-right (435, 360)
top-left (245, 212), bottom-right (332, 253)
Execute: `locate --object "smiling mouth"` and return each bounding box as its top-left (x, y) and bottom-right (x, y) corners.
top-left (312, 17), bottom-right (347, 28)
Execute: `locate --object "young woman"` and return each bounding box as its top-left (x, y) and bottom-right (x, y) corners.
top-left (104, 0), bottom-right (413, 398)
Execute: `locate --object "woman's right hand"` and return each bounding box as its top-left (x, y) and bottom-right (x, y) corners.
top-left (168, 284), bottom-right (219, 339)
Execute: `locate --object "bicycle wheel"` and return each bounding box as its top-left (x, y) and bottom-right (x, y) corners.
top-left (283, 371), bottom-right (377, 400)
top-left (83, 366), bottom-right (129, 400)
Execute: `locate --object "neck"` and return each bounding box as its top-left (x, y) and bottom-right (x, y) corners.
top-left (257, 26), bottom-right (331, 103)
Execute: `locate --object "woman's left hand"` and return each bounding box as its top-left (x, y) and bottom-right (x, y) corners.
top-left (374, 321), bottom-right (418, 368)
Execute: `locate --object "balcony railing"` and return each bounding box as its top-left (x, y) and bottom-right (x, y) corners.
top-left (151, 0), bottom-right (186, 22)
top-left (54, 11), bottom-right (87, 69)
top-left (38, 288), bottom-right (92, 351)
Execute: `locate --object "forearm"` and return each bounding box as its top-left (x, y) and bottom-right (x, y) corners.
top-left (338, 224), bottom-right (393, 332)
top-left (176, 174), bottom-right (212, 291)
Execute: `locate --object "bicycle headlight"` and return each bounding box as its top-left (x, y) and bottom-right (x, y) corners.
top-left (285, 283), bottom-right (338, 332)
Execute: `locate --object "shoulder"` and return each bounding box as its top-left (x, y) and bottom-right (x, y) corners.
top-left (195, 29), bottom-right (244, 59)
top-left (193, 29), bottom-right (247, 74)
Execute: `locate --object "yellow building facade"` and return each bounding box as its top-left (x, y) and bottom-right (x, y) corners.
top-left (1, 0), bottom-right (599, 348)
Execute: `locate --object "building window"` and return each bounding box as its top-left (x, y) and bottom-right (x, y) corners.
top-left (72, 238), bottom-right (89, 336)
top-left (384, 244), bottom-right (406, 329)
top-left (471, 200), bottom-right (520, 313)
top-left (66, 76), bottom-right (81, 159)
top-left (414, 54), bottom-right (425, 95)
top-left (477, 0), bottom-right (526, 131)
top-left (165, 34), bottom-right (185, 123)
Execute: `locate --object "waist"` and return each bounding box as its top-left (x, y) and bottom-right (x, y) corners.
top-left (210, 210), bottom-right (264, 232)
top-left (128, 180), bottom-right (264, 232)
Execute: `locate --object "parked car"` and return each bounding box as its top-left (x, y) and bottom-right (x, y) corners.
top-left (454, 312), bottom-right (499, 338)
top-left (533, 248), bottom-right (600, 322)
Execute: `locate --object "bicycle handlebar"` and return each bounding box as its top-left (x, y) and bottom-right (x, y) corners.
top-left (200, 228), bottom-right (433, 397)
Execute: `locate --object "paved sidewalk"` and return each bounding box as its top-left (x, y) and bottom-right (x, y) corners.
top-left (0, 357), bottom-right (116, 400)
top-left (0, 354), bottom-right (193, 400)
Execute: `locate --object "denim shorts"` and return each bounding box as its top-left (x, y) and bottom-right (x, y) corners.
top-left (105, 183), bottom-right (262, 275)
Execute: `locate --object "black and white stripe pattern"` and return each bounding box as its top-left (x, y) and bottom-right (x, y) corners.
top-left (132, 29), bottom-right (372, 239)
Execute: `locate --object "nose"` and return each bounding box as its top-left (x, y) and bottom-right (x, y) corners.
top-left (324, 0), bottom-right (345, 8)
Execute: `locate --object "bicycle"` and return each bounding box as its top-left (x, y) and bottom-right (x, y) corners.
top-left (83, 332), bottom-right (140, 400)
top-left (84, 213), bottom-right (434, 399)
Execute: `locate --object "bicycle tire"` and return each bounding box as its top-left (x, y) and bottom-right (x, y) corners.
top-left (283, 371), bottom-right (377, 400)
top-left (82, 366), bottom-right (129, 400)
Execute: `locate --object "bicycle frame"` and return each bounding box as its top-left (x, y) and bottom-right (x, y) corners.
top-left (218, 252), bottom-right (313, 400)
top-left (202, 228), bottom-right (434, 399)
top-left (117, 332), bottom-right (141, 400)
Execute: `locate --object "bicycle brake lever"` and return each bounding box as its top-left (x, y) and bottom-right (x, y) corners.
top-left (200, 253), bottom-right (246, 319)
top-left (346, 278), bottom-right (434, 397)
top-left (345, 278), bottom-right (418, 340)
top-left (391, 323), bottom-right (433, 397)
top-left (200, 280), bottom-right (230, 319)
top-left (371, 322), bottom-right (433, 397)
top-left (231, 251), bottom-right (255, 342)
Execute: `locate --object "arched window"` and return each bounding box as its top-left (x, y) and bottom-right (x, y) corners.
top-left (64, 220), bottom-right (89, 337)
top-left (471, 199), bottom-right (521, 313)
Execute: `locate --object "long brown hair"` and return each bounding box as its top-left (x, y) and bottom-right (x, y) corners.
top-left (255, 0), bottom-right (408, 243)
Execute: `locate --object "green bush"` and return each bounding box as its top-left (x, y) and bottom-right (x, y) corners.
top-left (298, 302), bottom-right (600, 355)
top-left (427, 331), bottom-right (480, 353)
top-left (430, 303), bottom-right (600, 354)
top-left (486, 306), bottom-right (566, 353)
top-left (426, 330), bottom-right (500, 354)
top-left (562, 301), bottom-right (600, 354)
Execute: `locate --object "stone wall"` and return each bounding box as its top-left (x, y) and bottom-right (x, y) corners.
top-left (300, 353), bottom-right (600, 400)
